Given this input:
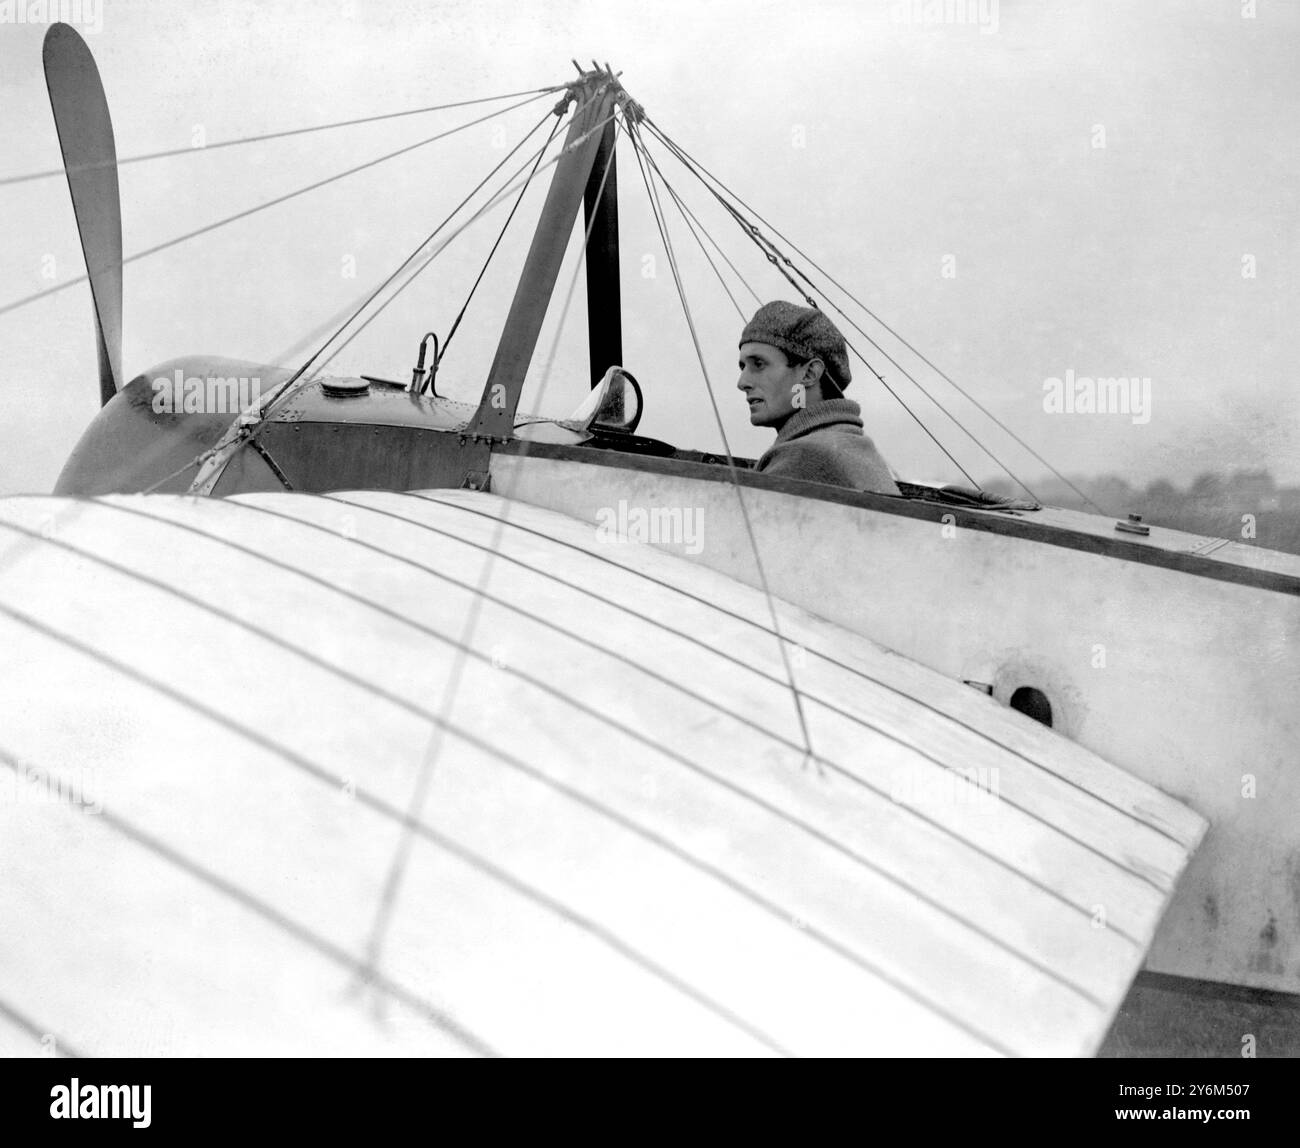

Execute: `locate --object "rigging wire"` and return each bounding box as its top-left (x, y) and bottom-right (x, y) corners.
top-left (354, 97), bottom-right (623, 992)
top-left (640, 150), bottom-right (746, 321)
top-left (0, 88), bottom-right (558, 323)
top-left (262, 102), bottom-right (573, 403)
top-left (643, 118), bottom-right (1105, 512)
top-left (0, 85), bottom-right (569, 187)
top-left (640, 135), bottom-right (968, 501)
top-left (137, 97), bottom-right (596, 496)
top-left (644, 128), bottom-right (1031, 496)
top-left (640, 124), bottom-right (986, 490)
top-left (142, 103), bottom-right (624, 496)
top-left (434, 115), bottom-right (566, 371)
top-left (666, 187), bottom-right (763, 308)
top-left (624, 115), bottom-right (822, 775)
top-left (284, 104), bottom-right (620, 397)
top-left (644, 125), bottom-right (1020, 469)
top-left (95, 290), bottom-right (381, 494)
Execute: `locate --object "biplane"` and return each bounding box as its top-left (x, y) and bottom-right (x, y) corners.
top-left (1, 23), bottom-right (1296, 1057)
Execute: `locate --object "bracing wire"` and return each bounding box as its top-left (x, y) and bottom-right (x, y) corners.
top-left (665, 187), bottom-right (763, 308)
top-left (624, 115), bottom-right (822, 775)
top-left (640, 123), bottom-right (987, 490)
top-left (643, 118), bottom-right (1106, 512)
top-left (262, 103), bottom-right (576, 404)
top-left (293, 103), bottom-right (620, 397)
top-left (0, 85), bottom-right (568, 187)
top-left (640, 149), bottom-right (746, 321)
top-left (643, 125), bottom-right (1041, 495)
top-left (0, 88), bottom-right (558, 323)
top-left (139, 97), bottom-right (603, 495)
top-left (353, 99), bottom-right (623, 990)
top-left (436, 117), bottom-right (567, 369)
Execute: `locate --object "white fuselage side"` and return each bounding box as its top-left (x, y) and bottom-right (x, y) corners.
top-left (492, 451), bottom-right (1300, 993)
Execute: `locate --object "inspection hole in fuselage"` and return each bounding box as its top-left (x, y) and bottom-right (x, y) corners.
top-left (1009, 686), bottom-right (1053, 728)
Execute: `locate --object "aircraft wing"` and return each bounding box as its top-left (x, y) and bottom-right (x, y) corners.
top-left (0, 490), bottom-right (1206, 1057)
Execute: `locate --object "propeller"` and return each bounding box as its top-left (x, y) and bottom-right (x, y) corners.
top-left (43, 22), bottom-right (123, 406)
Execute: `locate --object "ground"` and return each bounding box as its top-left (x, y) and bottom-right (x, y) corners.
top-left (1100, 971), bottom-right (1300, 1057)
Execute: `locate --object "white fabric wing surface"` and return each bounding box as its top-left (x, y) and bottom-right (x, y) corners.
top-left (0, 490), bottom-right (1206, 1057)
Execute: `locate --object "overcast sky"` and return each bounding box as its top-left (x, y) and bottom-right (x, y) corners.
top-left (0, 0), bottom-right (1296, 495)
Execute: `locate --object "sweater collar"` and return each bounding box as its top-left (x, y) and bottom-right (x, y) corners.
top-left (773, 397), bottom-right (864, 444)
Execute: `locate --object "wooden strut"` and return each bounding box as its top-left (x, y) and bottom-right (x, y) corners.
top-left (583, 117), bottom-right (621, 389)
top-left (468, 77), bottom-right (618, 440)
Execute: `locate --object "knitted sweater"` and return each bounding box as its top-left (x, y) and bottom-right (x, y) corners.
top-left (754, 398), bottom-right (899, 494)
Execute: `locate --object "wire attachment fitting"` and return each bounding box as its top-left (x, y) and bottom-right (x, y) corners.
top-left (411, 331), bottom-right (440, 395)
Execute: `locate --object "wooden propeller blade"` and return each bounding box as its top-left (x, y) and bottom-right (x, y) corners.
top-left (43, 22), bottom-right (123, 406)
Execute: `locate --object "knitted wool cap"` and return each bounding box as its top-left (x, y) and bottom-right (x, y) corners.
top-left (740, 301), bottom-right (852, 392)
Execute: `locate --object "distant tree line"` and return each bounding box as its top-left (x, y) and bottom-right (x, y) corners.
top-left (983, 469), bottom-right (1300, 556)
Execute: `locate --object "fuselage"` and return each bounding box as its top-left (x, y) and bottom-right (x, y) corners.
top-left (51, 356), bottom-right (1300, 995)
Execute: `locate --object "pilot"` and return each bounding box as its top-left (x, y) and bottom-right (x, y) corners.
top-left (737, 300), bottom-right (898, 494)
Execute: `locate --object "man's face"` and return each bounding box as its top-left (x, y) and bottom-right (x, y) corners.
top-left (737, 342), bottom-right (807, 427)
